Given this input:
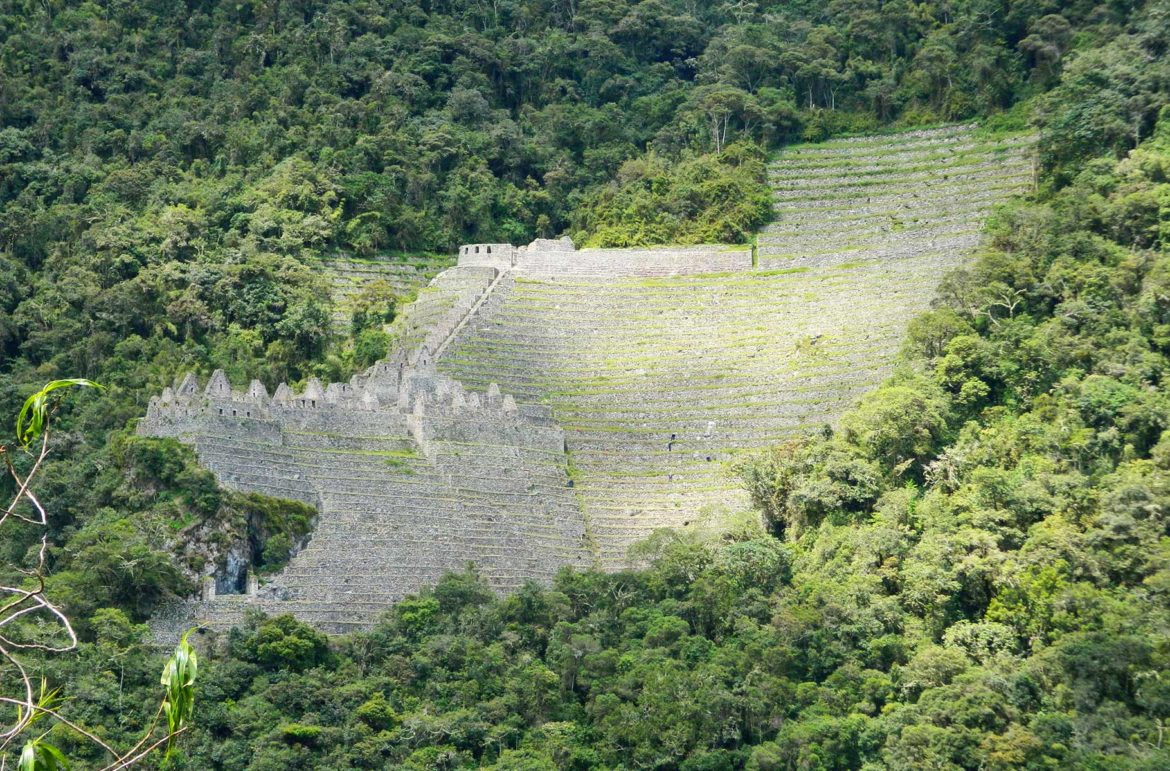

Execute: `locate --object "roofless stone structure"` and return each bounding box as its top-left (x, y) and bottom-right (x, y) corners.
top-left (143, 125), bottom-right (1035, 639)
top-left (144, 354), bottom-right (588, 637)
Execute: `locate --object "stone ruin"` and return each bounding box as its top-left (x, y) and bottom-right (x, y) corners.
top-left (143, 126), bottom-right (1036, 639)
top-left (458, 235), bottom-right (753, 275)
top-left (143, 345), bottom-right (589, 639)
top-left (144, 235), bottom-right (761, 639)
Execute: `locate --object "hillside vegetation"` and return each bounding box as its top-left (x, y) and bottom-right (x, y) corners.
top-left (177, 103), bottom-right (1170, 771)
top-left (0, 0), bottom-right (1169, 769)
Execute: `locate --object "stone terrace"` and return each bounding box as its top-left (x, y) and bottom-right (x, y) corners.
top-left (314, 253), bottom-right (454, 332)
top-left (759, 125), bottom-right (1034, 269)
top-left (440, 257), bottom-right (958, 566)
top-left (143, 363), bottom-right (589, 637)
top-left (143, 124), bottom-right (1034, 636)
top-left (439, 125), bottom-right (1034, 566)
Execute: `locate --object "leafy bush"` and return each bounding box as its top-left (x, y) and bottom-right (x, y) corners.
top-left (570, 142), bottom-right (772, 247)
top-left (238, 614), bottom-right (331, 672)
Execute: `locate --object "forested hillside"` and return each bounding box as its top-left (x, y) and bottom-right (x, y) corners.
top-left (1, 0), bottom-right (1162, 400)
top-left (168, 108), bottom-right (1170, 769)
top-left (1, 0), bottom-right (1170, 769)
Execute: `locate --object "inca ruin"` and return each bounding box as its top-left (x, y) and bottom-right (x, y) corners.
top-left (142, 125), bottom-right (1035, 637)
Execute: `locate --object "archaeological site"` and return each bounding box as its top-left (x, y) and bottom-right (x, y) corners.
top-left (142, 125), bottom-right (1035, 638)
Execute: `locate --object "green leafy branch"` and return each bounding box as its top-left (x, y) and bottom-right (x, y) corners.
top-left (14, 379), bottom-right (102, 450)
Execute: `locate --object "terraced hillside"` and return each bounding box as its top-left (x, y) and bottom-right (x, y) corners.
top-left (143, 125), bottom-right (1035, 636)
top-left (315, 253), bottom-right (454, 331)
top-left (439, 125), bottom-right (1034, 567)
top-left (759, 125), bottom-right (1034, 269)
top-left (165, 424), bottom-right (585, 634)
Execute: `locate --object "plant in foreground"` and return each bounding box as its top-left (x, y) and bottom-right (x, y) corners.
top-left (1, 380), bottom-right (197, 769)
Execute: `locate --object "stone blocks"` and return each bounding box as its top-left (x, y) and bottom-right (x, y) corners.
top-left (142, 358), bottom-right (587, 640)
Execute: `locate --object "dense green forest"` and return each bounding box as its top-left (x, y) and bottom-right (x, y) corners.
top-left (2, 0), bottom-right (1170, 768)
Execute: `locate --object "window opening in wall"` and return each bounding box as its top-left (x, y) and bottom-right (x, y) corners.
top-left (475, 246), bottom-right (480, 254)
top-left (218, 408), bottom-right (223, 415)
top-left (487, 246), bottom-right (491, 254)
top-left (311, 399), bottom-right (316, 407)
top-left (232, 409), bottom-right (237, 416)
top-left (246, 411), bottom-right (251, 418)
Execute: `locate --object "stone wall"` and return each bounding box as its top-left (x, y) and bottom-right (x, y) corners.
top-left (456, 243), bottom-right (517, 269)
top-left (456, 237), bottom-right (752, 277)
top-left (390, 265), bottom-right (501, 359)
top-left (518, 245), bottom-right (752, 276)
top-left (142, 358), bottom-right (588, 639)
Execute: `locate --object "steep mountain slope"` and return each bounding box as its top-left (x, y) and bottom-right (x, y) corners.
top-left (143, 124), bottom-right (1034, 634)
top-left (439, 125), bottom-right (1034, 566)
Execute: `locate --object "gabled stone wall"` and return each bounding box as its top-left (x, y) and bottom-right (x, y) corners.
top-left (142, 355), bottom-right (587, 638)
